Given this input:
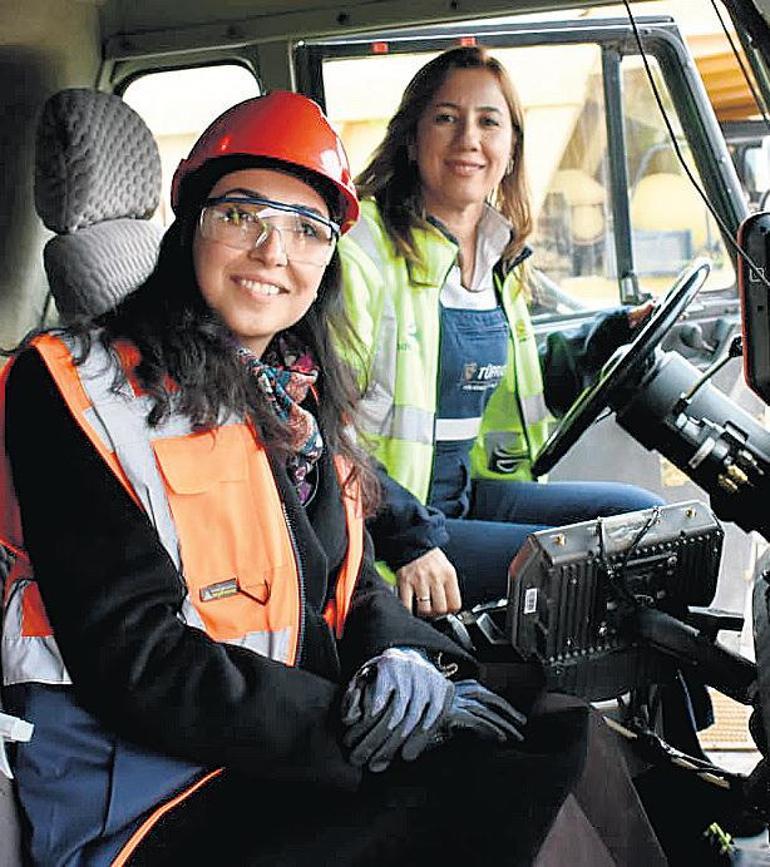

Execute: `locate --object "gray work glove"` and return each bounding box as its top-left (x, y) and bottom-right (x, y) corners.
top-left (445, 680), bottom-right (526, 744)
top-left (341, 647), bottom-right (454, 773)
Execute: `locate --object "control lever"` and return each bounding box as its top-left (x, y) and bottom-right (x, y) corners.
top-left (711, 315), bottom-right (739, 358)
top-left (680, 322), bottom-right (716, 354)
top-left (633, 607), bottom-right (757, 705)
top-left (433, 612), bottom-right (476, 654)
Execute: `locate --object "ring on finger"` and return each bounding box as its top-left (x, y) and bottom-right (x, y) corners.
top-left (417, 595), bottom-right (430, 603)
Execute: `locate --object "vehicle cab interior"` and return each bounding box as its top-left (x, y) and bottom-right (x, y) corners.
top-left (3, 0), bottom-right (770, 863)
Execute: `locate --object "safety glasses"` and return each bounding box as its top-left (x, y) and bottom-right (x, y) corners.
top-left (199, 195), bottom-right (340, 266)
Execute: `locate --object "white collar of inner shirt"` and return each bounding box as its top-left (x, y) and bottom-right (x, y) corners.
top-left (440, 205), bottom-right (512, 309)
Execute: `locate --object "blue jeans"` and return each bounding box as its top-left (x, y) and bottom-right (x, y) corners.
top-left (442, 479), bottom-right (664, 608)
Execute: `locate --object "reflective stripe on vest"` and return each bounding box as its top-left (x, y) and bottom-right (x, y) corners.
top-left (0, 334), bottom-right (364, 687)
top-left (339, 198), bottom-right (550, 503)
top-left (0, 357), bottom-right (65, 685)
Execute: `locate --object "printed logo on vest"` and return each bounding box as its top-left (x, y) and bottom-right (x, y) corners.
top-left (397, 321), bottom-right (419, 352)
top-left (515, 320), bottom-right (531, 342)
top-left (460, 361), bottom-right (506, 393)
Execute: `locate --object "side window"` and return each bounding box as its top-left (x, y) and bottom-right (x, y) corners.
top-left (122, 65), bottom-right (260, 225)
top-left (324, 52), bottom-right (439, 173)
top-left (725, 133), bottom-right (770, 211)
top-left (742, 139), bottom-right (770, 208)
top-left (320, 34), bottom-right (736, 323)
top-left (621, 55), bottom-right (734, 296)
top-left (324, 43), bottom-right (617, 316)
top-left (518, 43), bottom-right (614, 315)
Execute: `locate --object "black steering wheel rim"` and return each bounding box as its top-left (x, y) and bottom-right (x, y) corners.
top-left (531, 258), bottom-right (712, 477)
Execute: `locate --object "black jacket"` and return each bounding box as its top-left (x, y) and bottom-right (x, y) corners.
top-left (4, 348), bottom-right (473, 791)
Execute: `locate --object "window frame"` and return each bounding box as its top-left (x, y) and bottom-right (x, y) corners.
top-left (101, 50), bottom-right (260, 97)
top-left (295, 15), bottom-right (747, 319)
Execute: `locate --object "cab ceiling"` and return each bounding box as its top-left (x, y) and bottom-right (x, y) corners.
top-left (100, 0), bottom-right (609, 56)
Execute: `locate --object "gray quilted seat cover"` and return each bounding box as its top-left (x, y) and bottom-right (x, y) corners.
top-left (34, 88), bottom-right (163, 319)
top-left (43, 219), bottom-right (163, 318)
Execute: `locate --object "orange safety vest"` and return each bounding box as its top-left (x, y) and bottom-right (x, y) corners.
top-left (1, 333), bottom-right (366, 864)
top-left (1, 333), bottom-right (364, 685)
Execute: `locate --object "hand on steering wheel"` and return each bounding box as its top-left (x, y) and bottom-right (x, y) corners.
top-left (532, 258), bottom-right (711, 476)
top-left (628, 300), bottom-right (656, 330)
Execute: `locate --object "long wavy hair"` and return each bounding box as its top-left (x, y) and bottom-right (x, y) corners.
top-left (68, 156), bottom-right (380, 512)
top-left (356, 46), bottom-right (532, 265)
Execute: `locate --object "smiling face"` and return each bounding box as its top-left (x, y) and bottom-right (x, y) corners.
top-left (192, 167), bottom-right (330, 357)
top-left (415, 67), bottom-right (514, 223)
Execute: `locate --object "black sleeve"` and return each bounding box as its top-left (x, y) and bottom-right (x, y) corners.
top-left (337, 532), bottom-right (478, 681)
top-left (6, 350), bottom-right (360, 790)
top-left (540, 306), bottom-right (634, 416)
top-left (365, 460), bottom-right (449, 571)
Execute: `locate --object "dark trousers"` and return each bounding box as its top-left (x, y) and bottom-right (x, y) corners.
top-left (128, 694), bottom-right (666, 867)
top-left (443, 479), bottom-right (664, 607)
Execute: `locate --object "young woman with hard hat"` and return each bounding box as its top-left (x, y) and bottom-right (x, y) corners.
top-left (1, 90), bottom-right (666, 867)
top-left (0, 91), bottom-right (534, 865)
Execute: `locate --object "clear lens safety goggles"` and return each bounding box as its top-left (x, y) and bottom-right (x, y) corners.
top-left (199, 195), bottom-right (340, 266)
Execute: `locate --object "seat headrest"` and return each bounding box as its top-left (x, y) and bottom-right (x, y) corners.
top-left (34, 88), bottom-right (161, 234)
top-left (33, 88), bottom-right (164, 320)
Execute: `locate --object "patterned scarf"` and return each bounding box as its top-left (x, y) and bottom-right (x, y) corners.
top-left (236, 335), bottom-right (324, 504)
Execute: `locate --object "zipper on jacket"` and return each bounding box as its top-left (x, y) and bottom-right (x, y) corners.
top-left (426, 256), bottom-right (461, 505)
top-left (496, 268), bottom-right (534, 467)
top-left (249, 416), bottom-right (307, 664)
top-left (281, 500), bottom-right (306, 666)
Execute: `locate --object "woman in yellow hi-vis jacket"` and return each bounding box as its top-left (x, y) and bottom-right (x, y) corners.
top-left (339, 46), bottom-right (662, 618)
top-left (0, 91), bottom-right (567, 865)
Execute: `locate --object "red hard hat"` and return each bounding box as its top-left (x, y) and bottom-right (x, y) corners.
top-left (170, 91), bottom-right (359, 233)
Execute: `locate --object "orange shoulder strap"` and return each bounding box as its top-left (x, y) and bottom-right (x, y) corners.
top-left (32, 334), bottom-right (140, 508)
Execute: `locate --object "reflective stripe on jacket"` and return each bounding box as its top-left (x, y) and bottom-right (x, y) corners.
top-left (1, 333), bottom-right (363, 687)
top-left (0, 333), bottom-right (365, 863)
top-left (338, 198), bottom-right (550, 505)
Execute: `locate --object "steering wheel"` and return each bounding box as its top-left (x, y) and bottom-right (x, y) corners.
top-left (531, 258), bottom-right (712, 476)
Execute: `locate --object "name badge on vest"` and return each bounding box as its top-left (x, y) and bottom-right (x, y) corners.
top-left (200, 577), bottom-right (270, 604)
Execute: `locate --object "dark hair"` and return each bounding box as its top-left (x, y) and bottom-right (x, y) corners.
top-left (356, 46), bottom-right (531, 265)
top-left (71, 158), bottom-right (380, 512)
